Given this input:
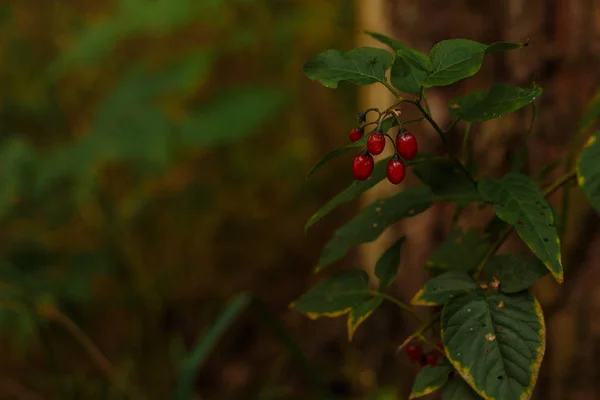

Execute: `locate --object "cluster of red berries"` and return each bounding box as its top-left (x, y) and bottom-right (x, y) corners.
top-left (404, 341), bottom-right (444, 368)
top-left (349, 122), bottom-right (418, 185)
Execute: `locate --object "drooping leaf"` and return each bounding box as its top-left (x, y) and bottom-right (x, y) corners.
top-left (412, 158), bottom-right (479, 205)
top-left (478, 173), bottom-right (563, 283)
top-left (480, 255), bottom-right (548, 294)
top-left (426, 229), bottom-right (490, 274)
top-left (179, 87), bottom-right (289, 147)
top-left (317, 186), bottom-right (434, 270)
top-left (347, 296), bottom-right (383, 341)
top-left (291, 270), bottom-right (370, 319)
top-left (303, 47), bottom-right (394, 89)
top-left (409, 361), bottom-right (452, 399)
top-left (441, 376), bottom-right (482, 400)
top-left (441, 290), bottom-right (545, 400)
top-left (411, 272), bottom-right (478, 307)
top-left (448, 83), bottom-right (542, 122)
top-left (423, 40), bottom-right (524, 88)
top-left (375, 238), bottom-right (405, 289)
top-left (306, 117), bottom-right (397, 179)
top-left (577, 132), bottom-right (600, 215)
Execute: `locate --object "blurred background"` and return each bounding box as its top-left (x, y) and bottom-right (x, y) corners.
top-left (1, 1), bottom-right (600, 399)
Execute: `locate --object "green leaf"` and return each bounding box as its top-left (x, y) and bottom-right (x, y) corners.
top-left (577, 87), bottom-right (600, 132)
top-left (306, 116), bottom-right (397, 179)
top-left (303, 47), bottom-right (393, 89)
top-left (448, 83), bottom-right (542, 122)
top-left (375, 238), bottom-right (405, 289)
top-left (441, 376), bottom-right (482, 400)
top-left (478, 173), bottom-right (563, 283)
top-left (411, 272), bottom-right (478, 307)
top-left (291, 270), bottom-right (370, 319)
top-left (426, 229), bottom-right (490, 274)
top-left (318, 186), bottom-right (434, 270)
top-left (423, 40), bottom-right (524, 88)
top-left (179, 87), bottom-right (289, 146)
top-left (577, 132), bottom-right (600, 215)
top-left (481, 255), bottom-right (548, 294)
top-left (364, 31), bottom-right (431, 70)
top-left (409, 362), bottom-right (452, 399)
top-left (347, 296), bottom-right (383, 341)
top-left (412, 158), bottom-right (479, 205)
top-left (485, 41), bottom-right (527, 54)
top-left (441, 290), bottom-right (545, 400)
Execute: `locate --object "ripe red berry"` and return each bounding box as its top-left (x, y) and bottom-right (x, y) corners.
top-left (352, 151), bottom-right (374, 181)
top-left (386, 157), bottom-right (406, 184)
top-left (405, 344), bottom-right (422, 362)
top-left (367, 132), bottom-right (386, 155)
top-left (349, 127), bottom-right (364, 142)
top-left (425, 353), bottom-right (439, 367)
top-left (396, 131), bottom-right (418, 161)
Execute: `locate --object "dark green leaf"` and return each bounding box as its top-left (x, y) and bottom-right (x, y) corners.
top-left (375, 238), bottom-right (405, 289)
top-left (426, 229), bottom-right (490, 274)
top-left (318, 186), bottom-right (434, 270)
top-left (441, 290), bottom-right (545, 400)
top-left (478, 173), bottom-right (563, 283)
top-left (364, 31), bottom-right (431, 70)
top-left (413, 158), bottom-right (479, 205)
top-left (441, 376), bottom-right (482, 400)
top-left (480, 255), bottom-right (548, 294)
top-left (577, 132), bottom-right (600, 215)
top-left (303, 47), bottom-right (393, 89)
top-left (347, 296), bottom-right (383, 340)
top-left (391, 55), bottom-right (427, 94)
top-left (411, 272), bottom-right (478, 306)
top-left (291, 270), bottom-right (370, 318)
top-left (485, 41), bottom-right (527, 54)
top-left (448, 83), bottom-right (542, 122)
top-left (409, 362), bottom-right (452, 399)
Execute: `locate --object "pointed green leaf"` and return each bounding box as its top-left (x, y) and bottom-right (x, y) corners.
top-left (364, 31), bottom-right (431, 71)
top-left (441, 290), bottom-right (545, 400)
top-left (426, 229), bottom-right (490, 274)
top-left (306, 117), bottom-right (397, 179)
top-left (303, 47), bottom-right (393, 89)
top-left (485, 41), bottom-right (527, 54)
top-left (481, 255), bottom-right (548, 294)
top-left (441, 376), bottom-right (482, 400)
top-left (375, 238), bottom-right (405, 289)
top-left (318, 186), bottom-right (434, 270)
top-left (413, 158), bottom-right (479, 205)
top-left (409, 361), bottom-right (452, 399)
top-left (448, 83), bottom-right (542, 122)
top-left (478, 173), bottom-right (563, 283)
top-left (390, 55), bottom-right (427, 94)
top-left (291, 270), bottom-right (370, 319)
top-left (411, 272), bottom-right (478, 307)
top-left (577, 132), bottom-right (600, 215)
top-left (347, 296), bottom-right (383, 341)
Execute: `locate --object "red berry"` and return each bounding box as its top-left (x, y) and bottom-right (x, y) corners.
top-left (352, 151), bottom-right (374, 180)
top-left (425, 353), bottom-right (439, 367)
top-left (437, 341), bottom-right (444, 352)
top-left (386, 157), bottom-right (406, 184)
top-left (349, 127), bottom-right (364, 142)
top-left (405, 344), bottom-right (422, 362)
top-left (396, 131), bottom-right (418, 161)
top-left (367, 132), bottom-right (386, 155)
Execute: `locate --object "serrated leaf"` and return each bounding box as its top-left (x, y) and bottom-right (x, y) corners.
top-left (409, 362), bottom-right (452, 399)
top-left (411, 272), bottom-right (478, 306)
top-left (317, 186), bottom-right (434, 270)
top-left (441, 376), bottom-right (482, 400)
top-left (441, 290), bottom-right (545, 400)
top-left (478, 173), bottom-right (563, 283)
top-left (375, 238), bottom-right (404, 289)
top-left (481, 255), bottom-right (548, 294)
top-left (306, 117), bottom-right (397, 179)
top-left (423, 40), bottom-right (524, 88)
top-left (426, 229), bottom-right (490, 274)
top-left (413, 158), bottom-right (479, 205)
top-left (577, 132), bottom-right (600, 215)
top-left (347, 296), bottom-right (383, 340)
top-left (448, 83), bottom-right (542, 122)
top-left (291, 270), bottom-right (370, 319)
top-left (303, 47), bottom-right (393, 89)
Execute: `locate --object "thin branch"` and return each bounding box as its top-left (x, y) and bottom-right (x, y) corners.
top-left (372, 291), bottom-right (423, 324)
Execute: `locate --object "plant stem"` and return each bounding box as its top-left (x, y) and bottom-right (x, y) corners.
top-left (382, 81), bottom-right (399, 97)
top-left (444, 119), bottom-right (460, 134)
top-left (461, 122), bottom-right (473, 165)
top-left (396, 312), bottom-right (440, 354)
top-left (372, 291), bottom-right (423, 324)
